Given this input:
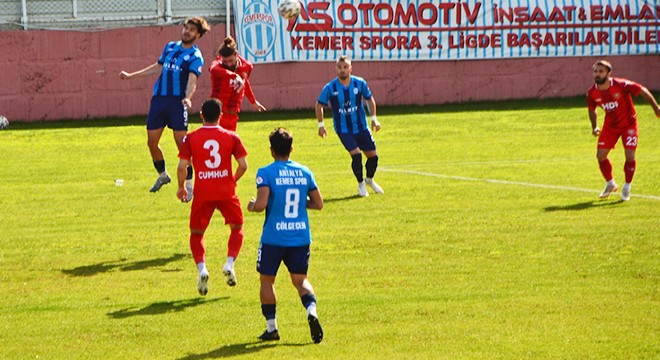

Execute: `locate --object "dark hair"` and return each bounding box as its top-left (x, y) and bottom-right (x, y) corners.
top-left (184, 17), bottom-right (210, 37)
top-left (269, 128), bottom-right (293, 157)
top-left (201, 98), bottom-right (222, 123)
top-left (593, 60), bottom-right (612, 72)
top-left (218, 36), bottom-right (238, 57)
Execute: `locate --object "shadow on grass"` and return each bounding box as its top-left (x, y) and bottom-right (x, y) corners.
top-left (323, 194), bottom-right (364, 203)
top-left (176, 341), bottom-right (308, 359)
top-left (61, 253), bottom-right (188, 277)
top-left (544, 199), bottom-right (624, 212)
top-left (108, 297), bottom-right (225, 319)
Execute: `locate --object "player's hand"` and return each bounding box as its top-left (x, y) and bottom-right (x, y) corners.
top-left (182, 98), bottom-right (192, 110)
top-left (318, 127), bottom-right (327, 139)
top-left (371, 117), bottom-right (381, 132)
top-left (247, 197), bottom-right (256, 212)
top-left (251, 100), bottom-right (266, 112)
top-left (177, 187), bottom-right (189, 203)
top-left (592, 127), bottom-right (601, 137)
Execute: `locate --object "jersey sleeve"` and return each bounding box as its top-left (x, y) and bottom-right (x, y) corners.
top-left (178, 134), bottom-right (193, 160)
top-left (360, 78), bottom-right (373, 99)
top-left (318, 84), bottom-right (331, 106)
top-left (255, 167), bottom-right (270, 189)
top-left (189, 51), bottom-right (204, 77)
top-left (157, 42), bottom-right (173, 65)
top-left (232, 134), bottom-right (248, 159)
top-left (243, 79), bottom-right (256, 104)
top-left (307, 168), bottom-right (318, 192)
top-left (621, 79), bottom-right (643, 96)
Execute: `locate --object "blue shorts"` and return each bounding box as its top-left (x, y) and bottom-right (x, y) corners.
top-left (337, 130), bottom-right (376, 152)
top-left (257, 243), bottom-right (310, 276)
top-left (146, 96), bottom-right (188, 131)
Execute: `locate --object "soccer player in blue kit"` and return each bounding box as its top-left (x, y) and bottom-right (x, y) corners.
top-left (247, 128), bottom-right (324, 343)
top-left (315, 55), bottom-right (384, 197)
top-left (120, 17), bottom-right (210, 198)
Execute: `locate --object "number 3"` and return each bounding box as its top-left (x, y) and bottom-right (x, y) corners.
top-left (203, 140), bottom-right (221, 169)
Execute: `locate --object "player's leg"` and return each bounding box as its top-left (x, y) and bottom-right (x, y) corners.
top-left (257, 243), bottom-right (283, 341)
top-left (596, 129), bottom-right (618, 198)
top-left (220, 197), bottom-right (244, 286)
top-left (189, 201), bottom-right (214, 295)
top-left (621, 127), bottom-right (638, 201)
top-left (146, 98), bottom-right (172, 192)
top-left (285, 246), bottom-right (323, 344)
top-left (359, 132), bottom-right (383, 194)
top-left (173, 115), bottom-right (194, 200)
top-left (219, 113), bottom-right (239, 132)
top-left (337, 134), bottom-right (367, 196)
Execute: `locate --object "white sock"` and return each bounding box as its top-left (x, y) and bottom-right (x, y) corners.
top-left (226, 257), bottom-right (235, 267)
top-left (307, 304), bottom-right (318, 318)
top-left (185, 179), bottom-right (193, 187)
top-left (607, 179), bottom-right (615, 186)
top-left (159, 171), bottom-right (169, 178)
top-left (197, 262), bottom-right (207, 273)
top-left (267, 318), bottom-right (277, 332)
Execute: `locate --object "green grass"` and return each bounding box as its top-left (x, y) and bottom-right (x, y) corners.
top-left (0, 97), bottom-right (658, 359)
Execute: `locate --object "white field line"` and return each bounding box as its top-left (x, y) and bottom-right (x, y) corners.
top-left (380, 168), bottom-right (660, 201)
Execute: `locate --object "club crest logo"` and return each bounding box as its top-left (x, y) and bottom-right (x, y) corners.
top-left (241, 1), bottom-right (277, 59)
top-left (628, 129), bottom-right (635, 135)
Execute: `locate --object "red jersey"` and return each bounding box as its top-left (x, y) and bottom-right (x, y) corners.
top-left (178, 125), bottom-right (248, 201)
top-left (587, 77), bottom-right (643, 130)
top-left (209, 55), bottom-right (256, 114)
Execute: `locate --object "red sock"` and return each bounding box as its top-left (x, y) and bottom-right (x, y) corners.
top-left (190, 233), bottom-right (205, 264)
top-left (227, 228), bottom-right (244, 260)
top-left (624, 160), bottom-right (636, 183)
top-left (598, 159), bottom-right (613, 181)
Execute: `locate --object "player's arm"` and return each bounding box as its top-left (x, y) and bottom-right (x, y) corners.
top-left (176, 158), bottom-right (191, 202)
top-left (244, 80), bottom-right (266, 112)
top-left (307, 189), bottom-right (323, 210)
top-left (366, 96), bottom-right (380, 132)
top-left (638, 86), bottom-right (660, 118)
top-left (588, 107), bottom-right (600, 136)
top-left (182, 73), bottom-right (198, 110)
top-left (234, 156), bottom-right (248, 182)
top-left (315, 102), bottom-right (327, 138)
top-left (247, 186), bottom-right (270, 213)
top-left (119, 62), bottom-right (161, 80)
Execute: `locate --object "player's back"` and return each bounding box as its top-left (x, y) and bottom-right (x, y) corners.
top-left (258, 160), bottom-right (317, 247)
top-left (185, 126), bottom-right (247, 200)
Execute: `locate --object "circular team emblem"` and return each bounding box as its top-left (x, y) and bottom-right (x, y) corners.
top-left (353, 88), bottom-right (359, 95)
top-left (241, 1), bottom-right (277, 58)
top-left (183, 55), bottom-right (190, 61)
top-left (256, 176), bottom-right (264, 185)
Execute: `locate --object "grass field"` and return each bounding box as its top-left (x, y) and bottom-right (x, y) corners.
top-left (0, 97), bottom-right (658, 359)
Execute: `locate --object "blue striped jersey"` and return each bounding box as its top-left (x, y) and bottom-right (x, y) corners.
top-left (153, 41), bottom-right (204, 97)
top-left (255, 160), bottom-right (318, 247)
top-left (317, 75), bottom-right (373, 134)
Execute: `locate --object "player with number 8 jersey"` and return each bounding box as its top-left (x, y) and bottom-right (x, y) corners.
top-left (177, 98), bottom-right (248, 295)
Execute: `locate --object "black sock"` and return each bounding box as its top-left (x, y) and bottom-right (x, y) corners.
top-left (261, 304), bottom-right (276, 320)
top-left (351, 153), bottom-right (363, 182)
top-left (366, 155), bottom-right (378, 179)
top-left (301, 293), bottom-right (317, 309)
top-left (153, 160), bottom-right (166, 174)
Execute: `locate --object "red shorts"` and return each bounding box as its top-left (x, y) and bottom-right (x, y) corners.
top-left (220, 113), bottom-right (239, 132)
top-left (598, 124), bottom-right (638, 150)
top-left (189, 195), bottom-right (243, 231)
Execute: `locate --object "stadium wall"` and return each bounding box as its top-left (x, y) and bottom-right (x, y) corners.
top-left (1, 25), bottom-right (659, 122)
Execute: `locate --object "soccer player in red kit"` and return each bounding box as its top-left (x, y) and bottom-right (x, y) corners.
top-left (587, 60), bottom-right (660, 201)
top-left (177, 98), bottom-right (248, 295)
top-left (209, 36), bottom-right (266, 131)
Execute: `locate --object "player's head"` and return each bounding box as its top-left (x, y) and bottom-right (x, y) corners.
top-left (593, 60), bottom-right (612, 85)
top-left (335, 55), bottom-right (352, 80)
top-left (219, 36), bottom-right (239, 71)
top-left (182, 17), bottom-right (210, 44)
top-left (269, 127), bottom-right (293, 159)
top-left (200, 98), bottom-right (222, 124)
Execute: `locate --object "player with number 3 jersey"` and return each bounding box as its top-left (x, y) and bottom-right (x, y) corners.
top-left (177, 98), bottom-right (248, 296)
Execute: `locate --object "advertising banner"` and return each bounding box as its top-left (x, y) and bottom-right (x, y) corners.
top-left (234, 0), bottom-right (660, 63)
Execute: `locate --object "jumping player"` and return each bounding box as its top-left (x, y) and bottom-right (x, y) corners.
top-left (209, 36), bottom-right (266, 131)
